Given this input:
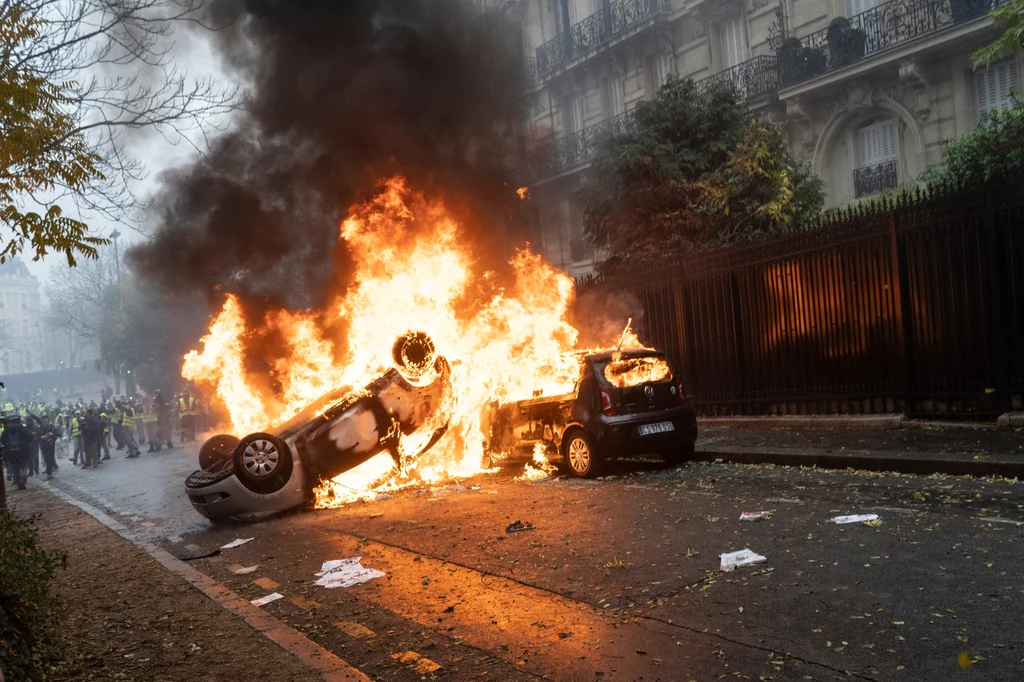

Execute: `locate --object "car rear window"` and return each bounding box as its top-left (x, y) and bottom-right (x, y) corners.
top-left (598, 354), bottom-right (674, 388)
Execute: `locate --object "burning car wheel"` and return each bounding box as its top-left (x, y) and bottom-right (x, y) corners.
top-left (563, 429), bottom-right (599, 479)
top-left (199, 434), bottom-right (240, 470)
top-left (233, 433), bottom-right (293, 494)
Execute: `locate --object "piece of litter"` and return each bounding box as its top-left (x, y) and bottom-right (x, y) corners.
top-left (978, 517), bottom-right (1024, 526)
top-left (832, 514), bottom-right (879, 525)
top-left (740, 511), bottom-right (772, 522)
top-left (250, 592), bottom-right (284, 607)
top-left (714, 458), bottom-right (725, 464)
top-left (313, 557), bottom-right (386, 589)
top-left (862, 518), bottom-right (884, 527)
top-left (720, 549), bottom-right (767, 572)
top-left (177, 549), bottom-right (220, 561)
top-left (229, 564), bottom-right (260, 575)
top-left (505, 520), bottom-right (534, 533)
top-left (188, 643), bottom-right (201, 654)
top-left (220, 537), bottom-right (254, 549)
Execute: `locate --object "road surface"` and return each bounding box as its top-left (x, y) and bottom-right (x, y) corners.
top-left (38, 441), bottom-right (1024, 681)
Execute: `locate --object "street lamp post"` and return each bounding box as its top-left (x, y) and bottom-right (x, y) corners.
top-left (110, 229), bottom-right (122, 285)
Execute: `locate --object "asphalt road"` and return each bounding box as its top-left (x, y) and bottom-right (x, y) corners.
top-left (37, 441), bottom-right (1024, 682)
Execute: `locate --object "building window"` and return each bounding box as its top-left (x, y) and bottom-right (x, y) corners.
top-left (564, 94), bottom-right (586, 135)
top-left (650, 52), bottom-right (674, 93)
top-left (974, 58), bottom-right (1019, 121)
top-left (605, 76), bottom-right (625, 117)
top-left (854, 117), bottom-right (898, 197)
top-left (719, 13), bottom-right (747, 70)
top-left (845, 0), bottom-right (875, 16)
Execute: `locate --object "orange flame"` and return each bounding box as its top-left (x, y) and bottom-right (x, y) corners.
top-left (183, 177), bottom-right (630, 505)
top-left (516, 186), bottom-right (529, 200)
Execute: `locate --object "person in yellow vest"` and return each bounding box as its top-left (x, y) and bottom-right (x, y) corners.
top-left (70, 411), bottom-right (84, 465)
top-left (178, 389), bottom-right (199, 445)
top-left (98, 410), bottom-right (111, 461)
top-left (142, 397), bottom-right (160, 453)
top-left (119, 399), bottom-right (141, 458)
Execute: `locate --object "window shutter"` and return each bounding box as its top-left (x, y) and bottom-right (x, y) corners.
top-left (721, 14), bottom-right (746, 69)
top-left (859, 118), bottom-right (897, 167)
top-left (976, 58), bottom-right (1019, 119)
top-left (608, 77), bottom-right (625, 116)
top-left (846, 0), bottom-right (875, 16)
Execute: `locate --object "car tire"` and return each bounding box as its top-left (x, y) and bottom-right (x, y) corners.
top-left (199, 434), bottom-right (240, 470)
top-left (664, 439), bottom-right (695, 466)
top-left (233, 433), bottom-right (293, 495)
top-left (562, 429), bottom-right (600, 478)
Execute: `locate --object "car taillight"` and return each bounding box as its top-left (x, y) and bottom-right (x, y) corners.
top-left (676, 375), bottom-right (689, 407)
top-left (600, 388), bottom-right (616, 416)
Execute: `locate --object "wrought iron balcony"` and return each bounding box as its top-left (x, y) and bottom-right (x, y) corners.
top-left (854, 159), bottom-right (899, 197)
top-left (778, 0), bottom-right (1010, 87)
top-left (519, 111), bottom-right (636, 182)
top-left (695, 56), bottom-right (780, 101)
top-left (535, 0), bottom-right (671, 80)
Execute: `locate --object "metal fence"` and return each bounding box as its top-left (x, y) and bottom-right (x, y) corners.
top-left (577, 181), bottom-right (1024, 418)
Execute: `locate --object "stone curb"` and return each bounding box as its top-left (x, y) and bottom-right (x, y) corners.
top-left (700, 414), bottom-right (1022, 430)
top-left (39, 482), bottom-right (370, 682)
top-left (695, 446), bottom-right (1024, 479)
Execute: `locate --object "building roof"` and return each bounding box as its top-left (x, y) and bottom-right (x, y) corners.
top-left (0, 257), bottom-right (33, 278)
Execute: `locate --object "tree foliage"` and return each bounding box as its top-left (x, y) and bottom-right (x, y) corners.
top-left (580, 79), bottom-right (823, 267)
top-left (972, 0), bottom-right (1024, 68)
top-left (0, 5), bottom-right (105, 265)
top-left (920, 97), bottom-right (1024, 186)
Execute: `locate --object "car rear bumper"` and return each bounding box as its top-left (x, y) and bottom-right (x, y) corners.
top-left (594, 406), bottom-right (697, 457)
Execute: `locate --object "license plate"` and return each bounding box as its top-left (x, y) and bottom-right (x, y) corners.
top-left (638, 421), bottom-right (674, 436)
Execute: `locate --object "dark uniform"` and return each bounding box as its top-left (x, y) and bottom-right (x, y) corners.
top-left (38, 418), bottom-right (58, 478)
top-left (1, 416), bottom-right (34, 490)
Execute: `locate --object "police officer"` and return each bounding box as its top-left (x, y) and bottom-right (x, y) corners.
top-left (1, 414), bottom-right (34, 490)
top-left (37, 414), bottom-right (58, 480)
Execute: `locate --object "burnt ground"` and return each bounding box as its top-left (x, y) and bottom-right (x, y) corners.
top-left (25, 439), bottom-right (1024, 682)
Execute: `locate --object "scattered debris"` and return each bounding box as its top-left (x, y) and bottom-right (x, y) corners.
top-left (978, 517), bottom-right (1024, 526)
top-left (740, 511), bottom-right (772, 522)
top-left (862, 518), bottom-right (884, 527)
top-left (336, 621), bottom-right (376, 639)
top-left (250, 592), bottom-right (285, 607)
top-left (720, 549), bottom-right (767, 572)
top-left (187, 643), bottom-right (201, 654)
top-left (220, 537), bottom-right (254, 549)
top-left (177, 549), bottom-right (220, 561)
top-left (505, 520), bottom-right (535, 533)
top-left (313, 558), bottom-right (386, 589)
top-left (832, 514), bottom-right (880, 525)
top-left (603, 558), bottom-right (628, 569)
top-left (229, 564), bottom-right (260, 575)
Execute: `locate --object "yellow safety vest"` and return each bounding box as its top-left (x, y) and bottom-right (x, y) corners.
top-left (121, 407), bottom-right (136, 429)
top-left (178, 397), bottom-right (197, 417)
top-left (71, 418), bottom-right (81, 437)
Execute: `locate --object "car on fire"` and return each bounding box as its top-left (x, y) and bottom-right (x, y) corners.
top-left (484, 348), bottom-right (697, 477)
top-left (185, 331), bottom-right (452, 521)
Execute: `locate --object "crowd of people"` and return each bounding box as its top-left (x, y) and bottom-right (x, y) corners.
top-left (0, 388), bottom-right (203, 491)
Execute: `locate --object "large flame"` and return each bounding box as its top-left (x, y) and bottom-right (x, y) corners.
top-left (183, 177), bottom-right (630, 506)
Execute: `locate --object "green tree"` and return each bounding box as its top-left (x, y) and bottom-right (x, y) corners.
top-left (920, 97), bottom-right (1024, 186)
top-left (0, 5), bottom-right (105, 265)
top-left (972, 0), bottom-right (1024, 68)
top-left (580, 79), bottom-right (822, 266)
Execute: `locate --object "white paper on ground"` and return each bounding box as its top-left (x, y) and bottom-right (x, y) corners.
top-left (720, 548), bottom-right (767, 572)
top-left (832, 514), bottom-right (879, 524)
top-left (740, 511), bottom-right (772, 522)
top-left (250, 592), bottom-right (284, 607)
top-left (313, 557), bottom-right (386, 589)
top-left (230, 564), bottom-right (260, 575)
top-left (220, 537), bottom-right (254, 549)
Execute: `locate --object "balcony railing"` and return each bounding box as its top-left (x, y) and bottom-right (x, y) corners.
top-left (695, 55), bottom-right (780, 101)
top-left (519, 111), bottom-right (636, 182)
top-left (536, 0), bottom-right (671, 79)
top-left (854, 159), bottom-right (899, 197)
top-left (778, 0), bottom-right (1009, 87)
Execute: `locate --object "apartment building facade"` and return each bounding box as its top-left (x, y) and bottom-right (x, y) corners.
top-left (503, 0), bottom-right (1019, 276)
top-left (0, 258), bottom-right (45, 375)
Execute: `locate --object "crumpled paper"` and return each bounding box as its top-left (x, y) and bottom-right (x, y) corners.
top-left (313, 557), bottom-right (386, 589)
top-left (720, 548), bottom-right (767, 572)
top-left (220, 537), bottom-right (254, 549)
top-left (832, 514), bottom-right (879, 525)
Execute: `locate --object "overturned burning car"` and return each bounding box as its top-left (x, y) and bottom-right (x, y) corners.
top-left (185, 332), bottom-right (451, 521)
top-left (484, 348), bottom-right (697, 478)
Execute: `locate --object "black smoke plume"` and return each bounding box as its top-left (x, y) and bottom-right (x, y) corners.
top-left (130, 0), bottom-right (526, 316)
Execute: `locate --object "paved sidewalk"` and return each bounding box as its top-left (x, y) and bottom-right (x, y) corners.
top-left (7, 485), bottom-right (356, 682)
top-left (696, 423), bottom-right (1024, 477)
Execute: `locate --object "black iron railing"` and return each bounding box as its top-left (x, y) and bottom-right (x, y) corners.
top-left (519, 110), bottom-right (635, 182)
top-left (855, 160), bottom-right (899, 197)
top-left (695, 55), bottom-right (780, 100)
top-left (778, 0), bottom-right (1007, 86)
top-left (536, 0), bottom-right (671, 79)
